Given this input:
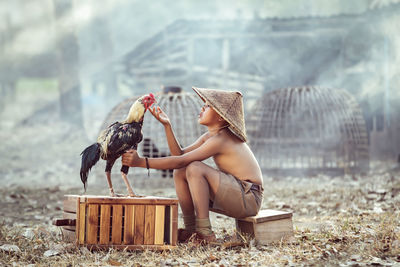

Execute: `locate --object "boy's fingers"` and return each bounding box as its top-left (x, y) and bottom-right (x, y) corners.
top-left (150, 106), bottom-right (161, 118)
top-left (149, 107), bottom-right (155, 114)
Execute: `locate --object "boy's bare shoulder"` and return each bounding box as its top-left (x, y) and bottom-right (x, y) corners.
top-left (213, 130), bottom-right (240, 146)
top-left (201, 132), bottom-right (211, 143)
top-left (202, 131), bottom-right (224, 144)
top-left (201, 129), bottom-right (240, 148)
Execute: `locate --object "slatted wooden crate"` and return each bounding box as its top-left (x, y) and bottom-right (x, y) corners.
top-left (54, 195), bottom-right (178, 250)
top-left (236, 209), bottom-right (293, 245)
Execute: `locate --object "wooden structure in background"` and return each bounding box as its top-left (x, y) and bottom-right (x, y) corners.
top-left (236, 209), bottom-right (293, 245)
top-left (54, 195), bottom-right (178, 250)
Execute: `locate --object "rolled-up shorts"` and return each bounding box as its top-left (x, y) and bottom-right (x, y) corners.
top-left (209, 171), bottom-right (264, 218)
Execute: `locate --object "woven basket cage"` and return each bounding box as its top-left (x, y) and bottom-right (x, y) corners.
top-left (98, 90), bottom-right (207, 179)
top-left (246, 86), bottom-right (369, 175)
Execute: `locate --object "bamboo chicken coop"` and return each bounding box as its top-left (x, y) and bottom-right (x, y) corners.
top-left (246, 86), bottom-right (369, 175)
top-left (100, 87), bottom-right (206, 178)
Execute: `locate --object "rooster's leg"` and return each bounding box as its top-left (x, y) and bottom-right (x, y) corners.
top-left (106, 171), bottom-right (116, 197)
top-left (121, 172), bottom-right (137, 197)
top-left (105, 159), bottom-right (117, 197)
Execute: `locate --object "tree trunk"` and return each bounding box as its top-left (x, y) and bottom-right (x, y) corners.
top-left (52, 0), bottom-right (83, 126)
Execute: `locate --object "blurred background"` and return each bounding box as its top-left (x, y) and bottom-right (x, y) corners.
top-left (1, 0), bottom-right (399, 190)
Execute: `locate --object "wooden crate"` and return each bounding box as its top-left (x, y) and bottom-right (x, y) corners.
top-left (54, 195), bottom-right (178, 250)
top-left (236, 209), bottom-right (293, 245)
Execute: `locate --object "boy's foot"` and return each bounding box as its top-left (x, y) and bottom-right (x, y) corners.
top-left (177, 228), bottom-right (196, 243)
top-left (195, 232), bottom-right (219, 245)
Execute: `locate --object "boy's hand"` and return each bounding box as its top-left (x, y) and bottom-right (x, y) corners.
top-left (149, 106), bottom-right (170, 126)
top-left (122, 149), bottom-right (141, 167)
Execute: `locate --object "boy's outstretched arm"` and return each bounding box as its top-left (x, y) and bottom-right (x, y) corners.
top-left (149, 106), bottom-right (206, 156)
top-left (163, 122), bottom-right (183, 155)
top-left (149, 106), bottom-right (182, 155)
top-left (122, 136), bottom-right (221, 170)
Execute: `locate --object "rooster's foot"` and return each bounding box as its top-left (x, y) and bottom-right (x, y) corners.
top-left (128, 190), bottom-right (144, 198)
top-left (109, 188), bottom-right (116, 197)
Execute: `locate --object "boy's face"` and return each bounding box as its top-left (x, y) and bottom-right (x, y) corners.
top-left (198, 102), bottom-right (219, 125)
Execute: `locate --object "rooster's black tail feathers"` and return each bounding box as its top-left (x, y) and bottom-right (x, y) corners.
top-left (80, 143), bottom-right (101, 192)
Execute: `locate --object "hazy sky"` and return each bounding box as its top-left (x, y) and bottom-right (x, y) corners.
top-left (0, 0), bottom-right (396, 79)
top-left (1, 0), bottom-right (374, 57)
top-left (93, 0), bottom-right (372, 58)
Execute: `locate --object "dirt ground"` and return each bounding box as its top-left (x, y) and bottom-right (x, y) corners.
top-left (1, 167), bottom-right (400, 266)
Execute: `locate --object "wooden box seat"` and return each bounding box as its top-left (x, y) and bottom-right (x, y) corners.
top-left (235, 209), bottom-right (294, 245)
top-left (53, 195), bottom-right (179, 250)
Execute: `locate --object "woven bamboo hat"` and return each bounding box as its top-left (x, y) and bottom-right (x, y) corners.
top-left (192, 87), bottom-right (247, 142)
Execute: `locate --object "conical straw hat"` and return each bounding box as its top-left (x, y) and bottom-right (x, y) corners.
top-left (192, 87), bottom-right (247, 142)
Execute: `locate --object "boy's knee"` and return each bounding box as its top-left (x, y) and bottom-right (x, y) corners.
top-left (186, 161), bottom-right (203, 177)
top-left (173, 167), bottom-right (186, 181)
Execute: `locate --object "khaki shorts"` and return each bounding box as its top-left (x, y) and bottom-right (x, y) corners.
top-left (210, 172), bottom-right (264, 218)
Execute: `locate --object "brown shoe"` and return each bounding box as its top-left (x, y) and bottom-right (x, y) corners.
top-left (195, 232), bottom-right (219, 245)
top-left (177, 228), bottom-right (196, 243)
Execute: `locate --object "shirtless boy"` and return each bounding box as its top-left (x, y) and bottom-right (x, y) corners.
top-left (122, 87), bottom-right (264, 243)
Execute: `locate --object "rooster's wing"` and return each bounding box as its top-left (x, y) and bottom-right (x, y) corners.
top-left (106, 122), bottom-right (143, 157)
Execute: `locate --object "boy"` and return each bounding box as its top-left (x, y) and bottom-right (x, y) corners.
top-left (122, 87), bottom-right (263, 243)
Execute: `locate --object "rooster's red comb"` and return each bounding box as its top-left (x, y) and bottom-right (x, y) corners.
top-left (149, 93), bottom-right (154, 98)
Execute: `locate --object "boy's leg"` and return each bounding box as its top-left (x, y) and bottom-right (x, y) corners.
top-left (185, 161), bottom-right (220, 219)
top-left (173, 167), bottom-right (195, 217)
top-left (173, 162), bottom-right (220, 217)
top-left (185, 161), bottom-right (220, 239)
top-left (174, 161), bottom-right (220, 241)
top-left (174, 167), bottom-right (197, 240)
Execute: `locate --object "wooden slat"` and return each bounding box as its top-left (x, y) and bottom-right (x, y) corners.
top-left (112, 205), bottom-right (123, 244)
top-left (86, 204), bottom-right (99, 244)
top-left (238, 209), bottom-right (292, 224)
top-left (170, 205), bottom-right (178, 245)
top-left (124, 205), bottom-right (135, 244)
top-left (63, 196), bottom-right (78, 213)
top-left (88, 197), bottom-right (178, 205)
top-left (99, 205), bottom-right (111, 245)
top-left (62, 212), bottom-right (77, 231)
top-left (134, 205), bottom-right (145, 245)
top-left (75, 197), bottom-right (80, 245)
top-left (86, 244), bottom-right (177, 251)
top-left (62, 212), bottom-right (77, 220)
top-left (53, 218), bottom-right (75, 226)
top-left (68, 195), bottom-right (178, 205)
top-left (144, 205), bottom-right (156, 245)
top-left (78, 203), bottom-right (86, 245)
top-left (164, 206), bottom-right (171, 244)
top-left (154, 205), bottom-right (165, 245)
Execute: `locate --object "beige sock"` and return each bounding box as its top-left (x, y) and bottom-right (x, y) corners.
top-left (183, 215), bottom-right (196, 232)
top-left (196, 217), bottom-right (213, 235)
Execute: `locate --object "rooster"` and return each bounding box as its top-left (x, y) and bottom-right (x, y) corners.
top-left (80, 93), bottom-right (156, 197)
